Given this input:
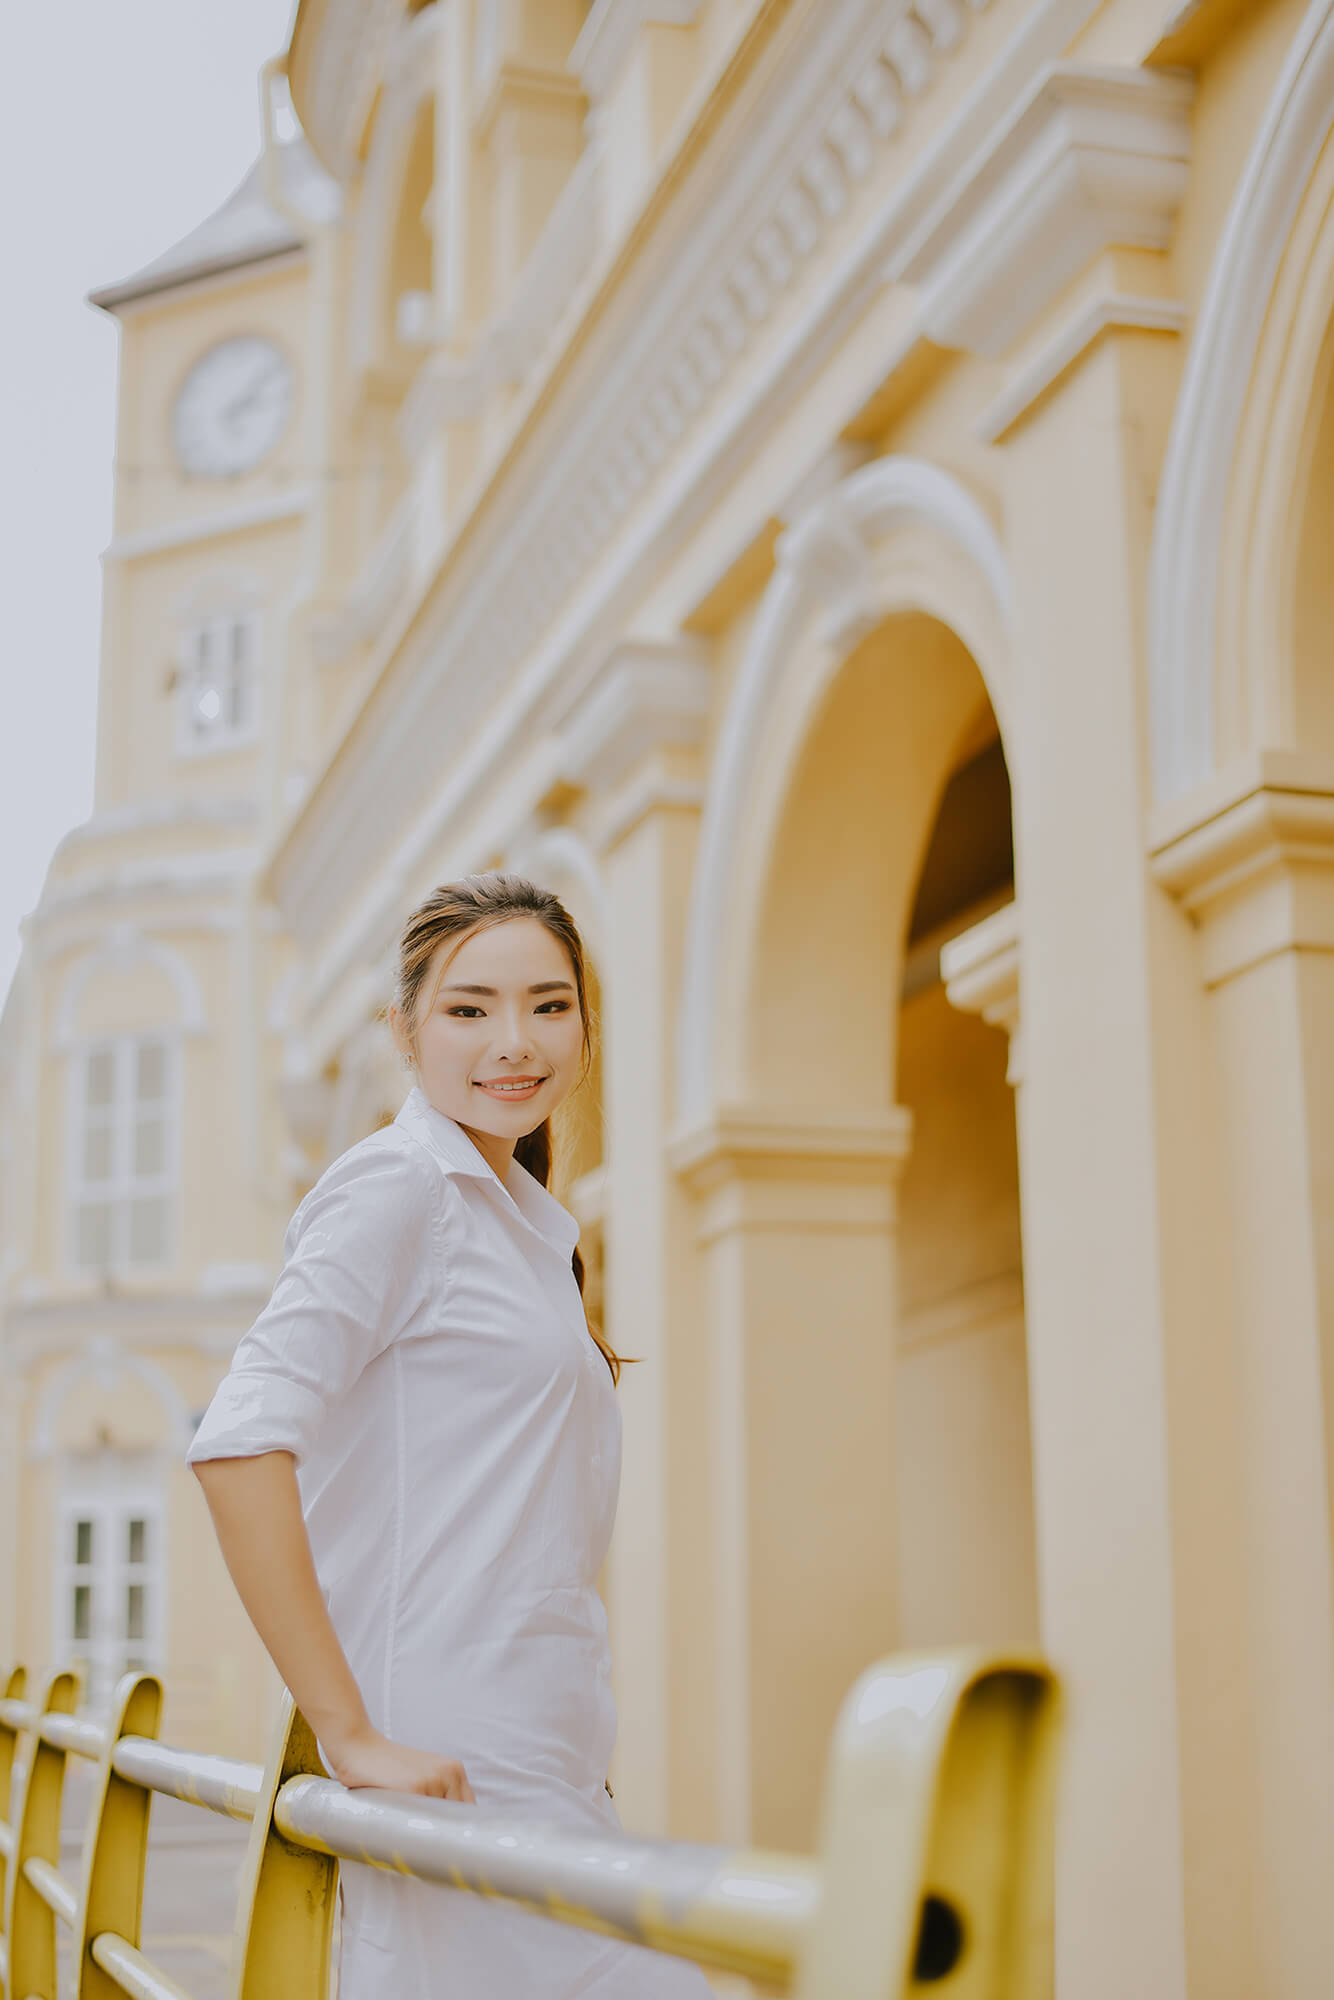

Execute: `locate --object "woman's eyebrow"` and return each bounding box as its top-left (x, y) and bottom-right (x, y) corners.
top-left (441, 981), bottom-right (574, 995)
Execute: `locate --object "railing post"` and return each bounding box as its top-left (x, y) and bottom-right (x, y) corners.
top-left (4, 1668), bottom-right (80, 2000)
top-left (794, 1650), bottom-right (1060, 2000)
top-left (0, 1666), bottom-right (27, 1935)
top-left (232, 1693), bottom-right (338, 2000)
top-left (73, 1672), bottom-right (163, 2000)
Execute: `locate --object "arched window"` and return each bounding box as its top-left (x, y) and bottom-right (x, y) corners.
top-left (68, 1032), bottom-right (179, 1274)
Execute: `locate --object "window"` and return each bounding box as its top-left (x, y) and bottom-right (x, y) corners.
top-left (175, 610), bottom-right (259, 753)
top-left (57, 1459), bottom-right (164, 1711)
top-left (70, 1034), bottom-right (177, 1275)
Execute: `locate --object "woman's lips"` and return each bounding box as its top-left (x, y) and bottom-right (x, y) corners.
top-left (472, 1077), bottom-right (546, 1099)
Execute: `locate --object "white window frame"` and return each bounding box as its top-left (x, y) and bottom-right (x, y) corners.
top-left (173, 608), bottom-right (261, 757)
top-left (55, 1456), bottom-right (166, 1714)
top-left (66, 1033), bottom-right (180, 1279)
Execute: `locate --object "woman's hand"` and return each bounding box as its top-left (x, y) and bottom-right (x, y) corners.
top-left (324, 1721), bottom-right (477, 1802)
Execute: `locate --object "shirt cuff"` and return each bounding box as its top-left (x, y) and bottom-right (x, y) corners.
top-left (185, 1369), bottom-right (328, 1468)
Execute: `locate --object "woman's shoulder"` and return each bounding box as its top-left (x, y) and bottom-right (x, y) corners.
top-left (287, 1122), bottom-right (449, 1242)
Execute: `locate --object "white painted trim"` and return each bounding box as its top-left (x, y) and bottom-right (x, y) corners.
top-left (53, 798), bottom-right (256, 852)
top-left (103, 486), bottom-right (313, 563)
top-left (556, 638), bottom-right (711, 794)
top-left (53, 926), bottom-right (207, 1052)
top-left (975, 292), bottom-right (1188, 443)
top-left (893, 63), bottom-right (1194, 357)
top-left (572, 0), bottom-right (704, 101)
top-left (502, 827), bottom-right (611, 961)
top-left (1147, 0), bottom-right (1334, 804)
top-left (675, 455), bottom-right (1014, 1127)
top-left (35, 1344), bottom-right (193, 1458)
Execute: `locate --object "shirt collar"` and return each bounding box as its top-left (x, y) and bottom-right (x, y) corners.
top-left (394, 1085), bottom-right (581, 1256)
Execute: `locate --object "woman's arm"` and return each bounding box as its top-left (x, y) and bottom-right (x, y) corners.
top-left (192, 1451), bottom-right (475, 1802)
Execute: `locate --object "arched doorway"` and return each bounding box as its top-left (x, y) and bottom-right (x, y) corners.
top-left (709, 604), bottom-right (1037, 1848)
top-left (895, 715), bottom-right (1038, 1648)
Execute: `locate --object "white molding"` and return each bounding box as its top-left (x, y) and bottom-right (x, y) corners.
top-left (502, 826), bottom-right (610, 959)
top-left (975, 290), bottom-right (1187, 442)
top-left (556, 638), bottom-right (711, 794)
top-left (1147, 0), bottom-right (1334, 805)
top-left (53, 797), bottom-right (256, 855)
top-left (103, 486), bottom-right (313, 564)
top-left (33, 851), bottom-right (256, 934)
top-left (572, 0), bottom-right (704, 101)
top-left (893, 63), bottom-right (1194, 357)
top-left (675, 454), bottom-right (1014, 1128)
top-left (52, 927), bottom-right (207, 1053)
top-left (1149, 751), bottom-right (1334, 984)
top-left (31, 1339), bottom-right (195, 1459)
top-left (940, 897), bottom-right (1022, 1082)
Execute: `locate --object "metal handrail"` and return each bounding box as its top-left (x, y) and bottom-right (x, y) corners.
top-left (0, 1648), bottom-right (1060, 1998)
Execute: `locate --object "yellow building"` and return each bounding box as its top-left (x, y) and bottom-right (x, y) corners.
top-left (3, 1), bottom-right (1334, 1995)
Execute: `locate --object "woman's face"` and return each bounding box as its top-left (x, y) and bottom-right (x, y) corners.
top-left (393, 917), bottom-right (585, 1170)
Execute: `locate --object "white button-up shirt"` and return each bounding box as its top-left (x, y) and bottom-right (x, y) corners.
top-left (187, 1082), bottom-right (623, 1800)
top-left (187, 1086), bottom-right (711, 1997)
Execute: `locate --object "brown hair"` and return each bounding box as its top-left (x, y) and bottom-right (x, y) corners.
top-left (383, 873), bottom-right (625, 1384)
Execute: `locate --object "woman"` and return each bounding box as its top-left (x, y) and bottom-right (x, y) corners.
top-left (188, 874), bottom-right (709, 1997)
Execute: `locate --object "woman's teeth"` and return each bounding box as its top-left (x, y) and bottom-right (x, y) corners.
top-left (476, 1079), bottom-right (542, 1093)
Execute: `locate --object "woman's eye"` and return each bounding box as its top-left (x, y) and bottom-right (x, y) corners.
top-left (536, 1000), bottom-right (573, 1013)
top-left (447, 1006), bottom-right (484, 1018)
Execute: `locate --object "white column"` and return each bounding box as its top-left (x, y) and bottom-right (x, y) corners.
top-left (556, 639), bottom-right (709, 1836)
top-left (670, 1107), bottom-right (910, 1853)
top-left (1151, 753), bottom-right (1334, 2000)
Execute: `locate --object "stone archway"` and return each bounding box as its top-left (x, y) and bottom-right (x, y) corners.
top-left (673, 462), bottom-right (1032, 1851)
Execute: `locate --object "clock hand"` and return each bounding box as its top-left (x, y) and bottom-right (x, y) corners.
top-left (220, 364), bottom-right (287, 432)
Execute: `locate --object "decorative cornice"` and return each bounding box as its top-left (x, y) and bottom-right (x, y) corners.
top-left (29, 850), bottom-right (257, 930)
top-left (669, 1103), bottom-right (913, 1242)
top-left (940, 897), bottom-right (1022, 1082)
top-left (268, 0), bottom-right (1106, 1013)
top-left (52, 798), bottom-right (256, 854)
top-left (103, 487), bottom-right (314, 564)
top-left (1149, 752), bottom-right (1334, 986)
top-left (555, 638), bottom-right (710, 795)
top-left (572, 0), bottom-right (704, 102)
top-left (892, 63), bottom-right (1194, 357)
top-left (670, 1103), bottom-right (913, 1188)
top-left (974, 291), bottom-right (1187, 443)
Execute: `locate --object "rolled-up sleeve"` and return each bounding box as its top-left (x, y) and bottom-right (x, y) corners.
top-left (186, 1139), bottom-right (442, 1468)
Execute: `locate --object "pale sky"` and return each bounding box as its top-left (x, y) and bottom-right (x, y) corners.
top-left (0, 0), bottom-right (297, 1014)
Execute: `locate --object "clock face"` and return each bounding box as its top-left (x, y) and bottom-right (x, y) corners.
top-left (171, 335), bottom-right (293, 478)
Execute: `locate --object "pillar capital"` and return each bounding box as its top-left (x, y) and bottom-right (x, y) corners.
top-left (1149, 750), bottom-right (1334, 986)
top-left (553, 637), bottom-right (710, 850)
top-left (941, 899), bottom-right (1022, 1084)
top-left (668, 1103), bottom-right (913, 1244)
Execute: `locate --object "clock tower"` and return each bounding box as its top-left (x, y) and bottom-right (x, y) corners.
top-left (0, 138), bottom-right (338, 1750)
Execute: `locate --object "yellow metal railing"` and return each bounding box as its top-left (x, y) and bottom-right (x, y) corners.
top-left (0, 1648), bottom-right (1059, 1998)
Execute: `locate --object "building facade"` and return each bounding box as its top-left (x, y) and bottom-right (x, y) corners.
top-left (3, 0), bottom-right (1334, 1995)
